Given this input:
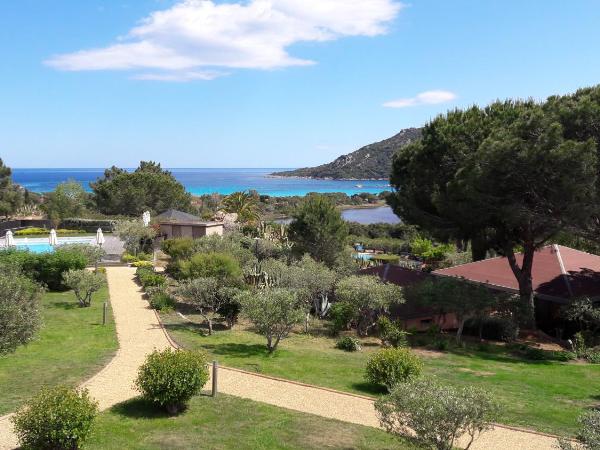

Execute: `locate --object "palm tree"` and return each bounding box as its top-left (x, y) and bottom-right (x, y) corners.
top-left (221, 191), bottom-right (260, 223)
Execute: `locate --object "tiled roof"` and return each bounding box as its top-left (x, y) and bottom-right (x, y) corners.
top-left (155, 209), bottom-right (202, 223)
top-left (433, 245), bottom-right (600, 300)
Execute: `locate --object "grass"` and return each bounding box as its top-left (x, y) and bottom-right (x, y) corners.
top-left (161, 310), bottom-right (600, 435)
top-left (87, 394), bottom-right (414, 450)
top-left (0, 287), bottom-right (118, 415)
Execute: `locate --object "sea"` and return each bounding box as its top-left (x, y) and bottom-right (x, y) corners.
top-left (12, 168), bottom-right (391, 197)
top-left (12, 168), bottom-right (399, 224)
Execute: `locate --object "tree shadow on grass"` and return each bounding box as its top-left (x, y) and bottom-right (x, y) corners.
top-left (111, 398), bottom-right (175, 419)
top-left (350, 382), bottom-right (387, 396)
top-left (50, 301), bottom-right (79, 310)
top-left (201, 343), bottom-right (270, 359)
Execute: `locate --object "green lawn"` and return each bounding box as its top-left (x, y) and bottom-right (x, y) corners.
top-left (0, 287), bottom-right (118, 415)
top-left (87, 394), bottom-right (414, 450)
top-left (161, 310), bottom-right (600, 435)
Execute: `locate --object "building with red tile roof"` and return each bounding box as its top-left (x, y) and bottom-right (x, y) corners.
top-left (433, 244), bottom-right (600, 303)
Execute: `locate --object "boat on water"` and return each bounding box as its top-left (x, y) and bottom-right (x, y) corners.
top-left (355, 184), bottom-right (363, 188)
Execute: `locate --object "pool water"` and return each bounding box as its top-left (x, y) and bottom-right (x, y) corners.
top-left (3, 237), bottom-right (96, 254)
top-left (16, 243), bottom-right (54, 253)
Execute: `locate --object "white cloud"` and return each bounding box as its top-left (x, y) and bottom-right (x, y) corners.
top-left (383, 90), bottom-right (457, 108)
top-left (46, 0), bottom-right (402, 81)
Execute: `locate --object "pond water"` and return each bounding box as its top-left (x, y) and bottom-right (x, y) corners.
top-left (341, 206), bottom-right (400, 224)
top-left (275, 205), bottom-right (400, 225)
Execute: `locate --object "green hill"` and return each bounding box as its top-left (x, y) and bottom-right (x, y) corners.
top-left (272, 127), bottom-right (421, 180)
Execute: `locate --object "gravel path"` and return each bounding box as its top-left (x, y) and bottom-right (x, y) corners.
top-left (0, 267), bottom-right (170, 450)
top-left (0, 267), bottom-right (562, 449)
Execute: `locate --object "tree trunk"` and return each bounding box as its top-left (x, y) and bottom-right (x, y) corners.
top-left (267, 335), bottom-right (273, 352)
top-left (505, 243), bottom-right (536, 329)
top-left (305, 312), bottom-right (310, 333)
top-left (207, 319), bottom-right (213, 335)
top-left (471, 234), bottom-right (488, 261)
top-left (456, 317), bottom-right (466, 343)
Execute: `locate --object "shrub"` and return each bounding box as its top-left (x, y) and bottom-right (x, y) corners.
top-left (11, 386), bottom-right (98, 450)
top-left (432, 338), bottom-right (449, 351)
top-left (63, 269), bottom-right (106, 307)
top-left (523, 347), bottom-right (546, 360)
top-left (365, 347), bottom-right (423, 390)
top-left (177, 252), bottom-right (242, 282)
top-left (15, 227), bottom-right (87, 236)
top-left (336, 336), bottom-right (361, 352)
top-left (148, 290), bottom-right (175, 311)
top-left (37, 248), bottom-right (88, 290)
top-left (464, 316), bottom-right (519, 342)
top-left (136, 267), bottom-right (166, 288)
top-left (329, 302), bottom-right (356, 334)
top-left (0, 268), bottom-right (43, 354)
top-left (161, 238), bottom-right (196, 260)
top-left (122, 252), bottom-right (153, 264)
top-left (552, 350), bottom-right (577, 362)
top-left (559, 410), bottom-right (600, 450)
top-left (375, 377), bottom-right (499, 450)
top-left (377, 316), bottom-right (408, 348)
top-left (135, 349), bottom-right (208, 414)
top-left (132, 260), bottom-right (154, 268)
top-left (583, 350), bottom-right (600, 364)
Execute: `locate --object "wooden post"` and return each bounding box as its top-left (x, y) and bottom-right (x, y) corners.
top-left (102, 302), bottom-right (107, 326)
top-left (212, 360), bottom-right (218, 397)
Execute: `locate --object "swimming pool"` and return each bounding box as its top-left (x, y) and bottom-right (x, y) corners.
top-left (6, 237), bottom-right (96, 253)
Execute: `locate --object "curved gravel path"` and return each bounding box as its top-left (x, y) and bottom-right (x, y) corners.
top-left (0, 267), bottom-right (561, 449)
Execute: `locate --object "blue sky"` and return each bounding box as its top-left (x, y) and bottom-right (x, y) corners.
top-left (1, 0), bottom-right (600, 168)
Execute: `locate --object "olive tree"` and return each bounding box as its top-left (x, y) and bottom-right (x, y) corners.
top-left (176, 277), bottom-right (240, 335)
top-left (409, 277), bottom-right (498, 343)
top-left (335, 275), bottom-right (403, 336)
top-left (62, 269), bottom-right (106, 307)
top-left (558, 410), bottom-right (600, 450)
top-left (237, 288), bottom-right (305, 353)
top-left (257, 256), bottom-right (335, 331)
top-left (375, 377), bottom-right (500, 450)
top-left (0, 268), bottom-right (43, 354)
top-left (115, 219), bottom-right (156, 255)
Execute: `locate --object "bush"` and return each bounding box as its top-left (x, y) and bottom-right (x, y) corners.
top-left (148, 290), bottom-right (176, 311)
top-left (135, 349), bottom-right (209, 414)
top-left (365, 347), bottom-right (423, 390)
top-left (583, 350), bottom-right (600, 364)
top-left (375, 377), bottom-right (499, 450)
top-left (61, 218), bottom-right (116, 233)
top-left (432, 338), bottom-right (449, 351)
top-left (122, 252), bottom-right (153, 264)
top-left (37, 247), bottom-right (88, 290)
top-left (136, 267), bottom-right (166, 288)
top-left (377, 316), bottom-right (408, 348)
top-left (559, 410), bottom-right (600, 450)
top-left (336, 336), bottom-right (361, 352)
top-left (161, 238), bottom-right (196, 260)
top-left (329, 302), bottom-right (356, 334)
top-left (11, 385), bottom-right (98, 450)
top-left (132, 260), bottom-right (154, 268)
top-left (177, 252), bottom-right (242, 282)
top-left (15, 227), bottom-right (87, 236)
top-left (463, 316), bottom-right (519, 342)
top-left (0, 268), bottom-right (43, 354)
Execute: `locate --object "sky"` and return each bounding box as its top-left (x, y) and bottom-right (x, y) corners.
top-left (1, 0), bottom-right (600, 169)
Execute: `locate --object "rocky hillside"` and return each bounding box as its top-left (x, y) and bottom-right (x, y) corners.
top-left (272, 127), bottom-right (421, 180)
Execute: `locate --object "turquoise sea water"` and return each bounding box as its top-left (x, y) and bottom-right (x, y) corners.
top-left (12, 168), bottom-right (391, 197)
